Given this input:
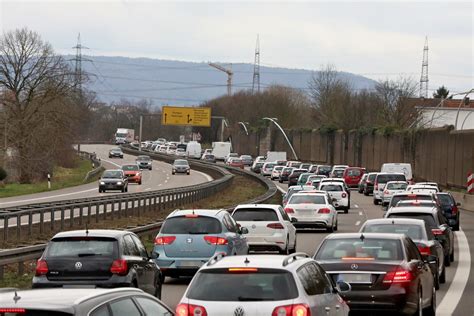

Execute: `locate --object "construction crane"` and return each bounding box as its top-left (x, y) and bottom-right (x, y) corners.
top-left (209, 62), bottom-right (233, 96)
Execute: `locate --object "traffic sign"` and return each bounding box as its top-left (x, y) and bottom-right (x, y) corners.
top-left (161, 106), bottom-right (211, 127)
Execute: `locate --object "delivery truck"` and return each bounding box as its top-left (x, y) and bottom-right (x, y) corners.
top-left (115, 128), bottom-right (135, 144)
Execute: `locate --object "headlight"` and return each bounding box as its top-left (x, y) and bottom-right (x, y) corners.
top-left (117, 181), bottom-right (122, 185)
top-left (100, 181), bottom-right (105, 185)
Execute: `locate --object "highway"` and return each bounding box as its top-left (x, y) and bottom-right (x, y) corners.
top-left (160, 178), bottom-right (474, 316)
top-left (0, 144), bottom-right (213, 209)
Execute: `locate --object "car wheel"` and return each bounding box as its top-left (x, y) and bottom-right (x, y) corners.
top-left (450, 248), bottom-right (454, 262)
top-left (358, 188), bottom-right (363, 193)
top-left (125, 186), bottom-right (128, 193)
top-left (279, 180), bottom-right (283, 183)
top-left (172, 172), bottom-right (175, 175)
top-left (187, 171), bottom-right (190, 175)
top-left (440, 264), bottom-right (446, 284)
top-left (121, 187), bottom-right (125, 193)
top-left (289, 238), bottom-right (297, 254)
top-left (453, 222), bottom-right (459, 231)
top-left (423, 286), bottom-right (436, 316)
top-left (280, 238), bottom-right (290, 255)
top-left (445, 254), bottom-right (451, 267)
top-left (344, 207), bottom-right (348, 214)
top-left (138, 181), bottom-right (142, 185)
top-left (415, 289), bottom-right (423, 316)
top-left (98, 188), bottom-right (103, 193)
top-left (149, 167), bottom-right (153, 171)
top-left (334, 220), bottom-right (338, 231)
top-left (154, 279), bottom-right (162, 299)
top-left (434, 269), bottom-right (440, 290)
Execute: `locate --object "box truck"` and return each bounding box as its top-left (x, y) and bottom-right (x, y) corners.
top-left (212, 142), bottom-right (232, 161)
top-left (115, 128), bottom-right (135, 144)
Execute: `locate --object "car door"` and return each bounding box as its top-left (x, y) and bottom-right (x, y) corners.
top-left (298, 263), bottom-right (336, 315)
top-left (437, 211), bottom-right (454, 255)
top-left (225, 214), bottom-right (248, 254)
top-left (123, 234), bottom-right (148, 292)
top-left (131, 234), bottom-right (156, 295)
top-left (278, 206), bottom-right (296, 248)
top-left (406, 238), bottom-right (433, 305)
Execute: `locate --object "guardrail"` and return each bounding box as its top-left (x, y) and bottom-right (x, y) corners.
top-left (78, 151), bottom-right (104, 183)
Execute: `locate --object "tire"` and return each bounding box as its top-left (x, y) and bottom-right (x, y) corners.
top-left (445, 254), bottom-right (450, 267)
top-left (279, 180), bottom-right (283, 183)
top-left (154, 279), bottom-right (162, 300)
top-left (450, 248), bottom-right (454, 262)
top-left (363, 190), bottom-right (369, 196)
top-left (453, 223), bottom-right (459, 231)
top-left (125, 186), bottom-right (128, 193)
top-left (344, 207), bottom-right (348, 214)
top-left (172, 172), bottom-right (175, 175)
top-left (434, 270), bottom-right (440, 290)
top-left (138, 181), bottom-right (142, 185)
top-left (280, 237), bottom-right (290, 255)
top-left (334, 220), bottom-right (338, 231)
top-left (289, 238), bottom-right (297, 254)
top-left (326, 225), bottom-right (334, 233)
top-left (98, 189), bottom-right (103, 193)
top-left (423, 286), bottom-right (436, 316)
top-left (373, 199), bottom-right (379, 205)
top-left (439, 264), bottom-right (446, 284)
top-left (414, 289), bottom-right (423, 316)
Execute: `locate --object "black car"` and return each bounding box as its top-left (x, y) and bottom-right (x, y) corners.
top-left (288, 168), bottom-right (307, 186)
top-left (386, 206), bottom-right (455, 266)
top-left (0, 288), bottom-right (173, 316)
top-left (136, 155), bottom-right (153, 170)
top-left (358, 173), bottom-right (368, 193)
top-left (99, 169), bottom-right (128, 193)
top-left (314, 233), bottom-right (436, 315)
top-left (315, 165), bottom-right (332, 176)
top-left (360, 218), bottom-right (446, 289)
top-left (278, 167), bottom-right (294, 182)
top-left (172, 159), bottom-right (190, 175)
top-left (363, 172), bottom-right (377, 195)
top-left (251, 161), bottom-right (264, 173)
top-left (436, 192), bottom-right (461, 231)
top-left (33, 230), bottom-right (163, 299)
top-left (108, 147), bottom-right (123, 158)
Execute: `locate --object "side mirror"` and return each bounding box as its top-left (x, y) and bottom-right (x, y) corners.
top-left (240, 227), bottom-right (249, 234)
top-left (150, 252), bottom-right (159, 260)
top-left (456, 202), bottom-right (461, 206)
top-left (336, 281), bottom-right (351, 293)
top-left (291, 217), bottom-right (298, 223)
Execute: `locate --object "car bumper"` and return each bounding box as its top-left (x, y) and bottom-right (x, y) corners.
top-left (109, 154), bottom-right (123, 158)
top-left (99, 184), bottom-right (125, 190)
top-left (155, 256), bottom-right (219, 276)
top-left (333, 200), bottom-right (349, 209)
top-left (138, 164), bottom-right (152, 169)
top-left (245, 235), bottom-right (286, 251)
top-left (290, 214), bottom-right (333, 228)
top-left (32, 275), bottom-right (133, 288)
top-left (173, 169), bottom-right (190, 173)
top-left (126, 175), bottom-right (141, 183)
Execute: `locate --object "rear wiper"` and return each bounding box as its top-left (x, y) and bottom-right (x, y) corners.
top-left (237, 297), bottom-right (273, 301)
top-left (77, 253), bottom-right (101, 257)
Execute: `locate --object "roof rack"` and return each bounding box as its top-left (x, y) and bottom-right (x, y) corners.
top-left (282, 252), bottom-right (310, 267)
top-left (206, 252), bottom-right (226, 266)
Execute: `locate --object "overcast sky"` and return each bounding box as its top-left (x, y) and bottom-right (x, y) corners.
top-left (1, 0), bottom-right (472, 94)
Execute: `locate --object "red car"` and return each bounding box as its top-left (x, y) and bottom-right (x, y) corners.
top-left (122, 164), bottom-right (142, 184)
top-left (343, 167), bottom-right (365, 188)
top-left (228, 158), bottom-right (244, 169)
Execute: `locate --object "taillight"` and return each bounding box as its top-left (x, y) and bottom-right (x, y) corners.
top-left (272, 304), bottom-right (311, 316)
top-left (383, 267), bottom-right (413, 284)
top-left (155, 236), bottom-right (176, 245)
top-left (0, 309), bottom-right (26, 314)
top-left (204, 236), bottom-right (228, 245)
top-left (341, 193), bottom-right (347, 198)
top-left (417, 244), bottom-right (431, 256)
top-left (110, 259), bottom-right (128, 276)
top-left (284, 207), bottom-right (295, 214)
top-left (452, 205), bottom-right (458, 215)
top-left (432, 228), bottom-right (443, 236)
top-left (176, 303), bottom-right (208, 316)
top-left (374, 181), bottom-right (378, 189)
top-left (267, 223), bottom-right (285, 229)
top-left (35, 259), bottom-right (48, 276)
top-left (318, 208), bottom-right (331, 214)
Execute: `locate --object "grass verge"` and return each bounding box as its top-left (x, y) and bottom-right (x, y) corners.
top-left (0, 158), bottom-right (101, 198)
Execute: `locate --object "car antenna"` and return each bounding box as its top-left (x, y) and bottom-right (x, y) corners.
top-left (85, 224), bottom-right (89, 236)
top-left (360, 233), bottom-right (365, 242)
top-left (244, 257), bottom-right (250, 264)
top-left (13, 290), bottom-right (21, 303)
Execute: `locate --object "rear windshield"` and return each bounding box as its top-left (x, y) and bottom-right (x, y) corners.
top-left (346, 169), bottom-right (361, 176)
top-left (315, 238), bottom-right (403, 261)
top-left (122, 165), bottom-right (139, 171)
top-left (387, 213), bottom-right (437, 229)
top-left (389, 195), bottom-right (432, 208)
top-left (264, 163), bottom-right (276, 168)
top-left (437, 194), bottom-right (454, 206)
top-left (233, 209), bottom-right (278, 221)
top-left (46, 237), bottom-right (117, 258)
top-left (332, 170), bottom-right (344, 176)
top-left (274, 166), bottom-right (284, 171)
top-left (300, 164), bottom-right (311, 168)
top-left (376, 174), bottom-right (406, 183)
top-left (320, 184), bottom-right (343, 192)
top-left (255, 162), bottom-right (264, 167)
top-left (396, 201), bottom-right (436, 208)
top-left (161, 216), bottom-right (222, 234)
top-left (291, 171), bottom-right (305, 176)
top-left (362, 224), bottom-right (424, 241)
top-left (318, 166), bottom-right (331, 172)
top-left (387, 183), bottom-right (407, 190)
top-left (288, 195), bottom-right (326, 205)
top-left (187, 269), bottom-right (298, 301)
top-left (282, 168), bottom-right (292, 172)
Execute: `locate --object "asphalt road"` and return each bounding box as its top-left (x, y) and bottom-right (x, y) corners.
top-left (0, 144), bottom-right (213, 209)
top-left (160, 177), bottom-right (474, 316)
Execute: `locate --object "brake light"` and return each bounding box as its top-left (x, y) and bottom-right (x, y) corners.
top-left (185, 214), bottom-right (199, 218)
top-left (431, 228), bottom-right (443, 236)
top-left (204, 236), bottom-right (228, 245)
top-left (176, 303), bottom-right (208, 316)
top-left (417, 244), bottom-right (431, 256)
top-left (0, 309), bottom-right (26, 313)
top-left (272, 304), bottom-right (311, 316)
top-left (342, 257), bottom-right (375, 261)
top-left (228, 268), bottom-right (258, 272)
top-left (267, 223), bottom-right (285, 229)
top-left (110, 259), bottom-right (128, 276)
top-left (35, 259), bottom-right (48, 276)
top-left (341, 192), bottom-right (347, 198)
top-left (284, 207), bottom-right (295, 214)
top-left (374, 181), bottom-right (378, 189)
top-left (318, 208), bottom-right (331, 214)
top-left (155, 236), bottom-right (176, 245)
top-left (383, 268), bottom-right (413, 283)
top-left (452, 205), bottom-right (458, 215)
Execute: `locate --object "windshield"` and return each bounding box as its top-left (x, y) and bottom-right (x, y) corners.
top-left (362, 224), bottom-right (424, 240)
top-left (187, 269), bottom-right (298, 301)
top-left (315, 238), bottom-right (403, 261)
top-left (116, 133), bottom-right (127, 138)
top-left (137, 156), bottom-right (150, 161)
top-left (377, 174), bottom-right (406, 183)
top-left (233, 209), bottom-right (279, 221)
top-left (122, 165), bottom-right (139, 171)
top-left (46, 237), bottom-right (117, 258)
top-left (174, 160), bottom-right (189, 166)
top-left (161, 216), bottom-right (222, 234)
top-left (387, 183), bottom-right (407, 190)
top-left (347, 169), bottom-right (361, 176)
top-left (288, 195), bottom-right (326, 205)
top-left (111, 148), bottom-right (122, 152)
top-left (102, 171), bottom-right (122, 179)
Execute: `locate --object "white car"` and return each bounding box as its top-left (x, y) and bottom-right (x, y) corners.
top-left (225, 153), bottom-right (239, 164)
top-left (319, 182), bottom-right (350, 213)
top-left (306, 174), bottom-right (326, 185)
top-left (175, 148), bottom-right (186, 157)
top-left (319, 178), bottom-right (350, 194)
top-left (406, 184), bottom-right (439, 194)
top-left (284, 192), bottom-right (338, 231)
top-left (166, 146), bottom-right (177, 155)
top-left (381, 181), bottom-right (408, 206)
top-left (177, 254), bottom-right (351, 316)
top-left (157, 145), bottom-right (167, 153)
top-left (271, 165), bottom-right (284, 180)
top-left (373, 172), bottom-right (407, 205)
top-left (255, 155), bottom-right (266, 163)
top-left (232, 204), bottom-right (297, 254)
top-left (261, 162), bottom-right (277, 177)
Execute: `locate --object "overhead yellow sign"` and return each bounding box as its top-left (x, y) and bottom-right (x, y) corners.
top-left (161, 106), bottom-right (212, 127)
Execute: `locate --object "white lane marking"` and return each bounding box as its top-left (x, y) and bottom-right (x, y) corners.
top-left (437, 228), bottom-right (471, 315)
top-left (358, 211), bottom-right (363, 216)
top-left (158, 184), bottom-right (163, 187)
top-left (100, 158), bottom-right (121, 167)
top-left (355, 221), bottom-right (361, 226)
top-left (145, 188), bottom-right (151, 191)
top-left (193, 170), bottom-right (213, 182)
top-left (0, 188), bottom-right (98, 206)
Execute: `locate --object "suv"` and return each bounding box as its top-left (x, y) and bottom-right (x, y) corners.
top-left (33, 230), bottom-right (163, 298)
top-left (177, 253), bottom-right (350, 316)
top-left (373, 172), bottom-right (407, 205)
top-left (172, 159), bottom-right (190, 175)
top-left (136, 155), bottom-right (152, 170)
top-left (0, 288), bottom-right (173, 316)
top-left (232, 204), bottom-right (297, 254)
top-left (108, 147), bottom-right (123, 158)
top-left (153, 209), bottom-right (249, 279)
top-left (99, 169), bottom-right (128, 193)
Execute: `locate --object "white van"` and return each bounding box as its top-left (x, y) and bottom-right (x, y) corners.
top-left (211, 142), bottom-right (232, 161)
top-left (186, 141), bottom-right (202, 159)
top-left (381, 163), bottom-right (413, 182)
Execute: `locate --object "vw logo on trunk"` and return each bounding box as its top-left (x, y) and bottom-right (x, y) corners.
top-left (234, 307), bottom-right (245, 316)
top-left (351, 263), bottom-right (358, 270)
top-left (186, 238), bottom-right (193, 244)
top-left (75, 262), bottom-right (83, 270)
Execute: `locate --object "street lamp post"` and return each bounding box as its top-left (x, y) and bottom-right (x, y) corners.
top-left (238, 121), bottom-right (249, 136)
top-left (262, 117), bottom-right (298, 160)
top-left (454, 89), bottom-right (474, 129)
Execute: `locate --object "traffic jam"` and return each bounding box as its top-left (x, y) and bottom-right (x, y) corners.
top-left (0, 147), bottom-right (461, 316)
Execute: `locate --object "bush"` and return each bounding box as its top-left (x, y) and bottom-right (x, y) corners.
top-left (0, 167), bottom-right (7, 181)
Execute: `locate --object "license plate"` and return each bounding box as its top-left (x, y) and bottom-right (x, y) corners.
top-left (177, 260), bottom-right (202, 268)
top-left (338, 273), bottom-right (372, 284)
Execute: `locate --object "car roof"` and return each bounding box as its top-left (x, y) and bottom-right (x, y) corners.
top-left (376, 172), bottom-right (405, 176)
top-left (292, 191), bottom-right (327, 196)
top-left (0, 288), bottom-right (145, 311)
top-left (363, 218), bottom-right (426, 226)
top-left (386, 181), bottom-right (408, 184)
top-left (324, 232), bottom-right (405, 240)
top-left (168, 209), bottom-right (226, 218)
top-left (200, 254), bottom-right (314, 272)
top-left (322, 178), bottom-right (344, 181)
top-left (52, 229), bottom-right (130, 239)
top-left (320, 182), bottom-right (344, 186)
top-left (288, 185), bottom-right (313, 191)
top-left (233, 204), bottom-right (281, 210)
top-left (387, 206), bottom-right (438, 214)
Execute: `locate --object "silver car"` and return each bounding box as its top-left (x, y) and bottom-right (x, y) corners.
top-left (381, 181), bottom-right (408, 206)
top-left (172, 159), bottom-right (190, 175)
top-left (177, 254), bottom-right (350, 316)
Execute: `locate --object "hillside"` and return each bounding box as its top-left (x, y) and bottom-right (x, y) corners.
top-left (72, 55), bottom-right (377, 106)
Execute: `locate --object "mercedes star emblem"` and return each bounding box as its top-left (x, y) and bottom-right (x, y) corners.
top-left (234, 306), bottom-right (245, 316)
top-left (75, 262), bottom-right (83, 270)
top-left (351, 263), bottom-right (358, 270)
